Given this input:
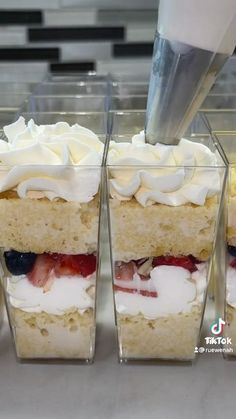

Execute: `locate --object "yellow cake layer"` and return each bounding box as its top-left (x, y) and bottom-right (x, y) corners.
top-left (227, 196), bottom-right (236, 246)
top-left (117, 305), bottom-right (202, 361)
top-left (9, 306), bottom-right (95, 359)
top-left (0, 191), bottom-right (99, 254)
top-left (224, 304), bottom-right (236, 355)
top-left (109, 197), bottom-right (218, 261)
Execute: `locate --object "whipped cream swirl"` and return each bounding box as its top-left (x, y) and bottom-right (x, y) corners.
top-left (108, 131), bottom-right (220, 207)
top-left (0, 117), bottom-right (104, 202)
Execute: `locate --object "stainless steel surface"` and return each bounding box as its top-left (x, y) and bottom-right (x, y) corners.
top-left (145, 32), bottom-right (228, 144)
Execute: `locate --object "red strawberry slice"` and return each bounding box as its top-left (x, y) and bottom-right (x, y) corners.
top-left (115, 261), bottom-right (136, 281)
top-left (230, 259), bottom-right (236, 269)
top-left (114, 284), bottom-right (157, 298)
top-left (27, 253), bottom-right (54, 288)
top-left (152, 255), bottom-right (197, 273)
top-left (54, 254), bottom-right (96, 278)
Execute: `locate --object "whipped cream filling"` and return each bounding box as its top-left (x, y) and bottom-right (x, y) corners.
top-left (115, 263), bottom-right (207, 319)
top-left (7, 274), bottom-right (95, 315)
top-left (0, 117), bottom-right (104, 202)
top-left (108, 131), bottom-right (220, 207)
top-left (227, 265), bottom-right (236, 307)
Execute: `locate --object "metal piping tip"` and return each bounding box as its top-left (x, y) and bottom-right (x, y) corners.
top-left (145, 32), bottom-right (228, 145)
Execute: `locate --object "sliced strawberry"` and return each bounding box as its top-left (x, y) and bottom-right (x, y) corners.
top-left (71, 254), bottom-right (96, 277)
top-left (152, 255), bottom-right (197, 273)
top-left (114, 284), bottom-right (157, 298)
top-left (230, 259), bottom-right (236, 269)
top-left (54, 253), bottom-right (96, 278)
top-left (27, 253), bottom-right (54, 288)
top-left (115, 261), bottom-right (136, 281)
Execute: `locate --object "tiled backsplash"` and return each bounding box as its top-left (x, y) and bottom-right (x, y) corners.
top-left (0, 6), bottom-right (158, 80)
top-left (0, 4), bottom-right (234, 82)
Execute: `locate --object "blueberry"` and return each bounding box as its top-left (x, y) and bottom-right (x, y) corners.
top-left (228, 245), bottom-right (236, 257)
top-left (4, 250), bottom-right (37, 275)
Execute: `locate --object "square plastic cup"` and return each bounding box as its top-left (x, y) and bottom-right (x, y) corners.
top-left (111, 74), bottom-right (149, 83)
top-left (111, 82), bottom-right (148, 96)
top-left (0, 94), bottom-right (29, 111)
top-left (211, 83), bottom-right (236, 95)
top-left (201, 95), bottom-right (236, 111)
top-left (20, 95), bottom-right (108, 113)
top-left (106, 111), bottom-right (226, 363)
top-left (111, 96), bottom-right (147, 111)
top-left (0, 111), bottom-right (107, 362)
top-left (0, 112), bottom-right (18, 126)
top-left (34, 82), bottom-right (108, 96)
top-left (0, 82), bottom-right (36, 94)
top-left (203, 111), bottom-right (236, 133)
top-left (45, 73), bottom-right (108, 83)
top-left (108, 110), bottom-right (210, 137)
top-left (213, 133), bottom-right (236, 358)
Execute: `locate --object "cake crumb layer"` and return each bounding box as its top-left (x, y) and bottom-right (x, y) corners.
top-left (116, 306), bottom-right (202, 361)
top-left (9, 307), bottom-right (95, 360)
top-left (109, 197), bottom-right (218, 261)
top-left (0, 194), bottom-right (99, 254)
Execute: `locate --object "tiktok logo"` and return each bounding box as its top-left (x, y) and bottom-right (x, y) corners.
top-left (210, 318), bottom-right (226, 336)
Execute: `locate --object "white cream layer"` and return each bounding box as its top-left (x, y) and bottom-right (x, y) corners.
top-left (108, 132), bottom-right (220, 207)
top-left (115, 264), bottom-right (207, 319)
top-left (0, 117), bottom-right (104, 202)
top-left (7, 274), bottom-right (95, 315)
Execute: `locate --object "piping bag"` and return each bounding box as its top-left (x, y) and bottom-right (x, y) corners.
top-left (145, 0), bottom-right (236, 145)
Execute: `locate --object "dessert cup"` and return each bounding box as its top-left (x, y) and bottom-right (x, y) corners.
top-left (34, 81), bottom-right (108, 96)
top-left (214, 133), bottom-right (236, 357)
top-left (20, 95), bottom-right (108, 113)
top-left (203, 111), bottom-right (236, 133)
top-left (111, 82), bottom-right (148, 96)
top-left (0, 112), bottom-right (106, 362)
top-left (106, 111), bottom-right (226, 362)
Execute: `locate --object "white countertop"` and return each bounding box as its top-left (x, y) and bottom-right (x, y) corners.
top-left (0, 234), bottom-right (235, 419)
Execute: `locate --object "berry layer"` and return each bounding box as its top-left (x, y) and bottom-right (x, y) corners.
top-left (5, 251), bottom-right (96, 315)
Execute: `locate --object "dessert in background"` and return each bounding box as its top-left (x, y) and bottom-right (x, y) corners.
top-left (224, 168), bottom-right (236, 354)
top-left (0, 116), bottom-right (104, 360)
top-left (107, 131), bottom-right (223, 361)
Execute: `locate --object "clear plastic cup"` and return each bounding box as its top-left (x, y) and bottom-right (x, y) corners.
top-left (106, 111), bottom-right (226, 362)
top-left (34, 82), bottom-right (108, 96)
top-left (20, 95), bottom-right (108, 113)
top-left (0, 111), bottom-right (107, 362)
top-left (203, 111), bottom-right (236, 133)
top-left (111, 82), bottom-right (148, 96)
top-left (213, 133), bottom-right (236, 358)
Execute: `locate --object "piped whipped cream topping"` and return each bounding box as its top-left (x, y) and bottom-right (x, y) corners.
top-left (115, 263), bottom-right (207, 319)
top-left (108, 131), bottom-right (220, 207)
top-left (0, 117), bottom-right (104, 202)
top-left (7, 274), bottom-right (95, 315)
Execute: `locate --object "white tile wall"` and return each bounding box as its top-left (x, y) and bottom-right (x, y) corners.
top-left (97, 9), bottom-right (158, 23)
top-left (44, 9), bottom-right (97, 26)
top-left (27, 42), bottom-right (112, 60)
top-left (0, 0), bottom-right (59, 8)
top-left (0, 63), bottom-right (48, 82)
top-left (126, 23), bottom-right (155, 42)
top-left (61, 0), bottom-right (158, 9)
top-left (97, 58), bottom-right (151, 75)
top-left (60, 42), bottom-right (112, 60)
top-left (0, 27), bottom-right (26, 45)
